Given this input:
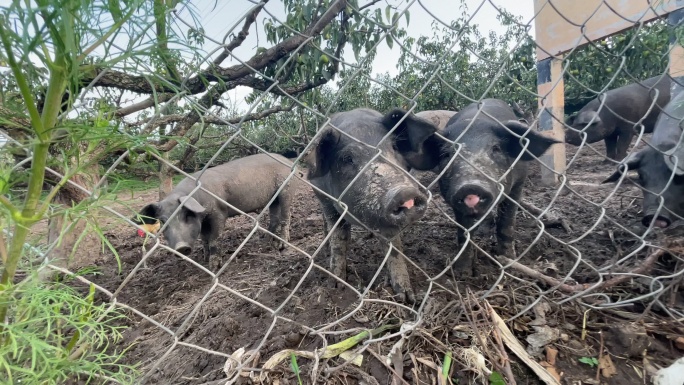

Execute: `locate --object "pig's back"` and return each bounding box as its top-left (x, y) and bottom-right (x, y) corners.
top-left (592, 76), bottom-right (670, 125)
top-left (178, 153), bottom-right (294, 214)
top-left (416, 110), bottom-right (457, 130)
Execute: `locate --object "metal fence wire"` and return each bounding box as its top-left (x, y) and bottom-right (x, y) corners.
top-left (2, 0), bottom-right (684, 384)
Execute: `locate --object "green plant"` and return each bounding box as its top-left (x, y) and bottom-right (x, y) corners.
top-left (0, 276), bottom-right (138, 383)
top-left (290, 353), bottom-right (303, 385)
top-left (489, 371), bottom-right (506, 385)
top-left (579, 356), bottom-right (599, 367)
top-left (0, 0), bottom-right (175, 382)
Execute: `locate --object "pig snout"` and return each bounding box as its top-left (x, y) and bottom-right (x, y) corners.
top-left (453, 184), bottom-right (494, 216)
top-left (642, 211), bottom-right (672, 229)
top-left (173, 242), bottom-right (193, 255)
top-left (385, 186), bottom-right (427, 223)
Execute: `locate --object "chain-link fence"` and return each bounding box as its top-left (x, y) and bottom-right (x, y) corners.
top-left (1, 0), bottom-right (684, 384)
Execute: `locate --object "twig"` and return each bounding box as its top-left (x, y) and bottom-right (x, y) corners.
top-left (366, 347), bottom-right (412, 385)
top-left (596, 331), bottom-right (604, 383)
top-left (490, 314), bottom-right (517, 385)
top-left (497, 246), bottom-right (664, 294)
top-left (486, 302), bottom-right (561, 385)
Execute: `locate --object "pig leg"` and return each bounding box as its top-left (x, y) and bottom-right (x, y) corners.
top-left (453, 215), bottom-right (476, 277)
top-left (495, 183), bottom-right (523, 258)
top-left (268, 192), bottom-right (291, 251)
top-left (320, 200), bottom-right (351, 285)
top-left (604, 132), bottom-right (619, 162)
top-left (614, 128), bottom-right (634, 161)
top-left (385, 237), bottom-right (415, 303)
top-left (201, 216), bottom-right (223, 271)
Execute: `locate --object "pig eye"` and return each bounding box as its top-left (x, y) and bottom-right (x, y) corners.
top-left (341, 153), bottom-right (356, 166)
top-left (492, 144), bottom-right (502, 153)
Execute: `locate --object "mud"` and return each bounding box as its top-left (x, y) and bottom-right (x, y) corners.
top-left (66, 142), bottom-right (683, 384)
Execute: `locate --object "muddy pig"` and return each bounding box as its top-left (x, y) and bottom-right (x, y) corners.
top-left (603, 89), bottom-right (684, 228)
top-left (392, 99), bottom-right (559, 275)
top-left (566, 76), bottom-right (671, 161)
top-left (135, 153), bottom-right (295, 266)
top-left (304, 108), bottom-right (439, 302)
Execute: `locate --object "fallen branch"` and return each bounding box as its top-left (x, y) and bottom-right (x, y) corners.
top-left (128, 102), bottom-right (295, 130)
top-left (497, 246), bottom-right (666, 294)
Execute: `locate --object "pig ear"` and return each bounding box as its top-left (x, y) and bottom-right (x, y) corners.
top-left (602, 151), bottom-right (643, 184)
top-left (501, 120), bottom-right (560, 161)
top-left (381, 108), bottom-right (442, 170)
top-left (178, 196), bottom-right (206, 214)
top-left (136, 203), bottom-right (161, 224)
top-left (302, 127), bottom-right (341, 178)
top-left (381, 108), bottom-right (438, 152)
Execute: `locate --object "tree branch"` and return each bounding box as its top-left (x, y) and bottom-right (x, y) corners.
top-left (0, 106), bottom-right (31, 142)
top-left (114, 93), bottom-right (176, 118)
top-left (131, 102), bottom-right (295, 129)
top-left (211, 1), bottom-right (268, 66)
top-left (198, 0), bottom-right (347, 84)
top-left (80, 0), bottom-right (348, 97)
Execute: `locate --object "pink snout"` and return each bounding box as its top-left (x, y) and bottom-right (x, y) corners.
top-left (400, 198), bottom-right (415, 209)
top-left (464, 194), bottom-right (480, 208)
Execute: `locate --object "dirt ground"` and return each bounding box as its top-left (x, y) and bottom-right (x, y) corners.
top-left (63, 141), bottom-right (684, 385)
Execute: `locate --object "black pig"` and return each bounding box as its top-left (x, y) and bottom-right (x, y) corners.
top-left (304, 108), bottom-right (439, 302)
top-left (390, 99), bottom-right (560, 274)
top-left (566, 76), bottom-right (671, 161)
top-left (603, 89), bottom-right (684, 228)
top-left (135, 153), bottom-right (295, 267)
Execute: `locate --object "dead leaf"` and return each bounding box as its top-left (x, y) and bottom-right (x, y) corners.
top-left (529, 302), bottom-right (552, 326)
top-left (339, 351), bottom-right (363, 366)
top-left (599, 354), bottom-right (617, 378)
top-left (415, 356), bottom-right (439, 371)
top-left (674, 336), bottom-right (684, 351)
top-left (513, 321), bottom-right (529, 332)
top-left (526, 325), bottom-right (561, 356)
top-left (545, 346), bottom-right (559, 366)
top-left (539, 360), bottom-right (562, 382)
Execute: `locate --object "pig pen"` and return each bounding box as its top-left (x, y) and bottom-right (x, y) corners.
top-left (69, 142), bottom-right (683, 385)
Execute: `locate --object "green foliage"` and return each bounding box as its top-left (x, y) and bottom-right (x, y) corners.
top-left (0, 277), bottom-right (137, 384)
top-left (564, 19), bottom-right (669, 113)
top-left (488, 371), bottom-right (506, 385)
top-left (0, 0), bottom-right (196, 383)
top-left (579, 356), bottom-right (599, 367)
top-left (259, 0), bottom-right (407, 87)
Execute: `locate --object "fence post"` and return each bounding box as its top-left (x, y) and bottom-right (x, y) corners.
top-left (669, 7), bottom-right (684, 97)
top-left (535, 57), bottom-right (566, 187)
